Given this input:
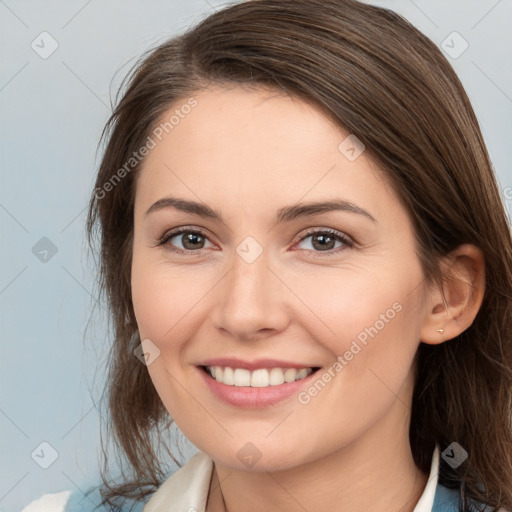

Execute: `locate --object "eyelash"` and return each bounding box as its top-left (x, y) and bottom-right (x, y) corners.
top-left (157, 226), bottom-right (354, 258)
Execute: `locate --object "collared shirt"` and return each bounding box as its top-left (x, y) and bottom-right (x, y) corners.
top-left (142, 446), bottom-right (459, 512)
top-left (22, 446), bottom-right (467, 511)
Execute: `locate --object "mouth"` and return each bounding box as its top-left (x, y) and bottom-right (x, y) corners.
top-left (197, 363), bottom-right (322, 408)
top-left (200, 365), bottom-right (320, 387)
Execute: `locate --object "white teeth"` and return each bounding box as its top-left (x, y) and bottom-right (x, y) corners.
top-left (269, 368), bottom-right (285, 385)
top-left (296, 368), bottom-right (309, 380)
top-left (205, 366), bottom-right (313, 387)
top-left (251, 369), bottom-right (269, 387)
top-left (223, 366), bottom-right (234, 385)
top-left (283, 368), bottom-right (297, 383)
top-left (233, 368), bottom-right (251, 386)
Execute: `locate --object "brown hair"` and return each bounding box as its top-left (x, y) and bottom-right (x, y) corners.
top-left (87, 0), bottom-right (512, 509)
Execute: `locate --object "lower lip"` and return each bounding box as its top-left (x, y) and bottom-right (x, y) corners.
top-left (197, 367), bottom-right (319, 408)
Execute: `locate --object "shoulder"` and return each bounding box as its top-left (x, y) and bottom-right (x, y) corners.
top-left (21, 486), bottom-right (146, 512)
top-left (20, 453), bottom-right (211, 512)
top-left (433, 482), bottom-right (505, 512)
top-left (432, 483), bottom-right (460, 511)
top-left (20, 491), bottom-right (71, 512)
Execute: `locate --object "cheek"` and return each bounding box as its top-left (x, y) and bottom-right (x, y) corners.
top-left (131, 259), bottom-right (168, 341)
top-left (130, 254), bottom-right (209, 419)
top-left (132, 253), bottom-right (188, 337)
top-left (131, 253), bottom-right (219, 364)
top-left (282, 262), bottom-right (416, 354)
top-left (289, 286), bottom-right (421, 459)
top-left (290, 260), bottom-right (424, 404)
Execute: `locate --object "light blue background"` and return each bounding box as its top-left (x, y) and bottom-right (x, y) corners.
top-left (1, 1), bottom-right (511, 510)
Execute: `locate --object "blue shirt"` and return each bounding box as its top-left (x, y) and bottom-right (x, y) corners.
top-left (23, 447), bottom-right (490, 511)
top-left (61, 483), bottom-right (460, 512)
top-left (63, 481), bottom-right (464, 511)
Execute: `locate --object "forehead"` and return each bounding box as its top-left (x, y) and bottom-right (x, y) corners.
top-left (134, 85), bottom-right (401, 227)
top-left (154, 85), bottom-right (345, 164)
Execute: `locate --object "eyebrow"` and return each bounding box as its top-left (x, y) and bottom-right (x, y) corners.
top-left (145, 196), bottom-right (377, 224)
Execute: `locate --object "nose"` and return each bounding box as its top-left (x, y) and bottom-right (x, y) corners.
top-left (211, 249), bottom-right (290, 342)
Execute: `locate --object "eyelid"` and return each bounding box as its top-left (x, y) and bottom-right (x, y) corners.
top-left (157, 226), bottom-right (354, 256)
top-left (293, 227), bottom-right (354, 256)
top-left (157, 226), bottom-right (215, 249)
top-left (296, 227), bottom-right (353, 244)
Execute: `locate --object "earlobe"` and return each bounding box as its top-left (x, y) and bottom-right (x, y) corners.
top-left (420, 244), bottom-right (486, 345)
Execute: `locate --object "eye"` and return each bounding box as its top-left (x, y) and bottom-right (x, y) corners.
top-left (158, 227), bottom-right (215, 254)
top-left (158, 226), bottom-right (353, 257)
top-left (294, 228), bottom-right (353, 256)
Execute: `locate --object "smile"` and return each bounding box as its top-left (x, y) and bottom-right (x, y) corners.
top-left (204, 365), bottom-right (315, 387)
top-left (198, 363), bottom-right (321, 408)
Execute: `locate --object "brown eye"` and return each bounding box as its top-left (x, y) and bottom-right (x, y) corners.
top-left (295, 229), bottom-right (353, 256)
top-left (159, 228), bottom-right (214, 253)
top-left (178, 231), bottom-right (206, 250)
top-left (311, 233), bottom-right (337, 251)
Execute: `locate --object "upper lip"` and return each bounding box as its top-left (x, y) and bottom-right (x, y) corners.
top-left (199, 358), bottom-right (320, 371)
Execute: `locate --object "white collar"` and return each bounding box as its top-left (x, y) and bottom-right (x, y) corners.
top-left (413, 446), bottom-right (440, 512)
top-left (144, 449), bottom-right (213, 512)
top-left (144, 446), bottom-right (441, 512)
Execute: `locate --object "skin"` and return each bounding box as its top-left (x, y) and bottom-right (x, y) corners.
top-left (131, 85), bottom-right (485, 512)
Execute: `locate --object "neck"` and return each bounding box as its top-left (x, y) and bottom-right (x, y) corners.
top-left (207, 396), bottom-right (429, 512)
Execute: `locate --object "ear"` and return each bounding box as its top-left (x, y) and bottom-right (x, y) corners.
top-left (420, 244), bottom-right (486, 345)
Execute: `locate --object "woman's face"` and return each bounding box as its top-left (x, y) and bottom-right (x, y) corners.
top-left (131, 85), bottom-right (430, 471)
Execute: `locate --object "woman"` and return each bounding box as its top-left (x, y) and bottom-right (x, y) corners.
top-left (23, 0), bottom-right (512, 510)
